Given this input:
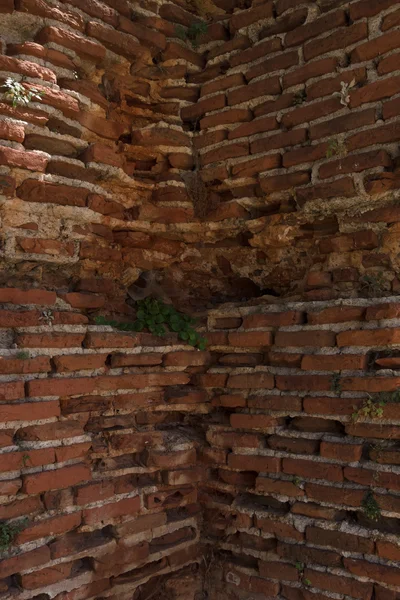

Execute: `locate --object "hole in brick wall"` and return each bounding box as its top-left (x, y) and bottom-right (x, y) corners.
top-left (237, 493), bottom-right (289, 514)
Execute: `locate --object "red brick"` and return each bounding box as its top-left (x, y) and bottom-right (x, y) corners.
top-left (0, 401), bottom-right (60, 423)
top-left (251, 128), bottom-right (307, 155)
top-left (351, 75), bottom-right (400, 108)
top-left (259, 560), bottom-right (299, 582)
top-left (320, 441), bottom-right (363, 462)
top-left (301, 354), bottom-right (366, 371)
top-left (351, 30), bottom-right (400, 64)
top-left (256, 515), bottom-right (304, 541)
top-left (344, 466), bottom-right (400, 490)
top-left (275, 330), bottom-right (336, 347)
top-left (278, 541), bottom-right (341, 567)
top-left (16, 512), bottom-right (81, 544)
top-left (306, 482), bottom-right (364, 507)
top-left (276, 375), bottom-right (332, 391)
top-left (341, 376), bottom-right (400, 393)
top-left (378, 52), bottom-right (400, 75)
top-left (283, 57), bottom-right (339, 89)
top-left (181, 93), bottom-right (225, 122)
top-left (228, 453), bottom-right (281, 472)
top-left (344, 558), bottom-right (400, 588)
top-left (0, 495), bottom-right (42, 520)
top-left (201, 141), bottom-right (249, 166)
top-left (230, 37), bottom-right (282, 68)
top-left (206, 430), bottom-right (264, 448)
top-left (260, 170), bottom-right (311, 193)
top-left (297, 178), bottom-right (356, 206)
top-left (346, 423), bottom-right (400, 440)
top-left (55, 442), bottom-right (91, 463)
top-left (348, 121), bottom-right (400, 152)
top-left (366, 303), bottom-right (400, 320)
top-left (17, 179), bottom-right (88, 207)
top-left (0, 381), bottom-right (25, 400)
top-left (0, 146), bottom-right (48, 171)
top-left (207, 35), bottom-right (250, 61)
top-left (276, 0), bottom-right (313, 14)
top-left (163, 351), bottom-right (210, 367)
top-left (200, 108), bottom-right (252, 130)
top-left (17, 0), bottom-right (84, 30)
top-left (243, 311), bottom-right (304, 328)
top-left (228, 331), bottom-right (272, 347)
top-left (0, 119), bottom-right (25, 143)
top-left (377, 541), bottom-right (400, 562)
top-left (230, 1), bottom-right (273, 30)
top-left (53, 354), bottom-right (107, 372)
top-left (246, 51), bottom-right (298, 81)
top-left (17, 332), bottom-right (84, 348)
top-left (320, 149), bottom-right (392, 179)
top-left (311, 108), bottom-right (376, 140)
top-left (248, 394), bottom-right (302, 411)
top-left (337, 328), bottom-right (400, 347)
top-left (307, 67), bottom-right (367, 100)
top-left (304, 567), bottom-right (373, 598)
top-left (254, 92), bottom-right (295, 118)
top-left (227, 373), bottom-right (274, 389)
top-left (319, 230), bottom-right (378, 253)
top-left (22, 464), bottom-right (91, 494)
top-left (283, 141), bottom-right (328, 168)
top-left (231, 154), bottom-right (281, 178)
top-left (0, 546), bottom-right (50, 579)
top-left (228, 116), bottom-right (278, 140)
top-left (304, 22), bottom-right (368, 61)
top-left (81, 143), bottom-right (125, 168)
top-left (286, 10), bottom-right (346, 47)
top-left (230, 414), bottom-right (280, 430)
top-left (20, 561), bottom-right (73, 589)
top-left (228, 78), bottom-right (281, 107)
top-left (350, 0), bottom-right (398, 20)
top-left (83, 496), bottom-right (140, 527)
top-left (201, 73), bottom-right (245, 97)
top-left (0, 447), bottom-right (55, 472)
top-left (283, 458), bottom-right (343, 482)
top-left (17, 237), bottom-right (75, 257)
top-left (256, 477), bottom-right (305, 497)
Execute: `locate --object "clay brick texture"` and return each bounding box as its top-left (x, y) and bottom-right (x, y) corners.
top-left (1, 0), bottom-right (400, 599)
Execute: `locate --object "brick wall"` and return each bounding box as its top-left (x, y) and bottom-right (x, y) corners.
top-left (2, 0), bottom-right (400, 307)
top-left (1, 0), bottom-right (400, 598)
top-left (1, 290), bottom-right (400, 598)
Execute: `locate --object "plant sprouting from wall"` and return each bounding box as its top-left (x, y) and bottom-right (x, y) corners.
top-left (95, 297), bottom-right (207, 349)
top-left (295, 562), bottom-right (311, 587)
top-left (175, 21), bottom-right (208, 48)
top-left (0, 519), bottom-right (28, 554)
top-left (1, 78), bottom-right (44, 108)
top-left (362, 490), bottom-right (381, 521)
top-left (335, 79), bottom-right (356, 107)
top-left (352, 396), bottom-right (385, 422)
top-left (330, 373), bottom-right (342, 396)
top-left (326, 137), bottom-right (347, 159)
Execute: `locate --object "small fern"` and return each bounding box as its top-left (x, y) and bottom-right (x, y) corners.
top-left (0, 519), bottom-right (28, 553)
top-left (362, 490), bottom-right (381, 521)
top-left (175, 21), bottom-right (208, 48)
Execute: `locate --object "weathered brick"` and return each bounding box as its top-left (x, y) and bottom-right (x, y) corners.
top-left (230, 37), bottom-right (282, 67)
top-left (0, 546), bottom-right (50, 579)
top-left (227, 373), bottom-right (274, 389)
top-left (337, 328), bottom-right (400, 347)
top-left (200, 108), bottom-right (252, 130)
top-left (304, 567), bottom-right (373, 598)
top-left (310, 108), bottom-right (375, 140)
top-left (230, 414), bottom-right (280, 430)
top-left (344, 558), bottom-right (400, 588)
top-left (297, 178), bottom-right (356, 206)
top-left (351, 75), bottom-right (400, 108)
top-left (83, 496), bottom-right (140, 527)
top-left (246, 51), bottom-right (298, 81)
top-left (283, 458), bottom-right (343, 482)
top-left (304, 22), bottom-right (368, 62)
top-left (23, 465), bottom-right (91, 494)
top-left (351, 30), bottom-right (400, 63)
top-left (319, 149), bottom-right (392, 179)
top-left (284, 57), bottom-right (339, 89)
top-left (286, 10), bottom-right (346, 47)
top-left (251, 128), bottom-right (307, 155)
top-left (301, 354), bottom-right (366, 371)
top-left (320, 440), bottom-right (363, 462)
top-left (319, 230), bottom-right (378, 253)
top-left (275, 330), bottom-right (336, 347)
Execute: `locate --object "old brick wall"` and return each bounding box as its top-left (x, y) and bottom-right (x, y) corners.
top-left (2, 292), bottom-right (400, 599)
top-left (2, 0), bottom-right (400, 308)
top-left (202, 297), bottom-right (400, 600)
top-left (1, 0), bottom-right (400, 599)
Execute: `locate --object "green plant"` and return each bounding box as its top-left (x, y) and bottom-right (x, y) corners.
top-left (295, 562), bottom-right (311, 587)
top-left (293, 90), bottom-right (306, 105)
top-left (352, 396), bottom-right (385, 422)
top-left (2, 77), bottom-right (44, 108)
top-left (175, 21), bottom-right (208, 48)
top-left (95, 297), bottom-right (207, 350)
top-left (292, 476), bottom-right (302, 487)
top-left (0, 518), bottom-right (28, 553)
top-left (360, 272), bottom-right (387, 297)
top-left (331, 373), bottom-right (342, 396)
top-left (362, 490), bottom-right (381, 521)
top-left (21, 453), bottom-right (31, 467)
top-left (326, 137), bottom-right (347, 159)
top-left (16, 351), bottom-right (29, 360)
top-left (373, 390), bottom-right (400, 403)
